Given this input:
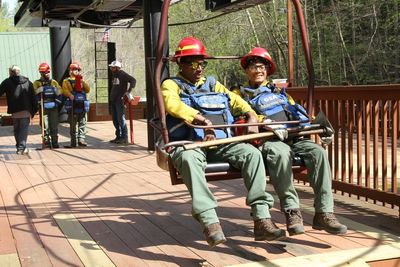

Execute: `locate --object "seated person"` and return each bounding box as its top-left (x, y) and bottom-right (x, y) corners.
top-left (231, 47), bottom-right (347, 236)
top-left (161, 37), bottom-right (286, 248)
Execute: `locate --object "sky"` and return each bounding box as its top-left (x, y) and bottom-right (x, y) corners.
top-left (2, 0), bottom-right (17, 12)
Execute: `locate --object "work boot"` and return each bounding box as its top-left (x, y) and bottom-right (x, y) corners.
top-left (203, 222), bottom-right (226, 248)
top-left (254, 219), bottom-right (286, 241)
top-left (284, 209), bottom-right (305, 236)
top-left (52, 143), bottom-right (60, 149)
top-left (312, 212), bottom-right (347, 235)
top-left (78, 140), bottom-right (87, 147)
top-left (109, 138), bottom-right (120, 143)
top-left (116, 138), bottom-right (129, 145)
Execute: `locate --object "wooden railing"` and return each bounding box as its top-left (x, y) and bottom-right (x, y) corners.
top-left (288, 84), bottom-right (400, 211)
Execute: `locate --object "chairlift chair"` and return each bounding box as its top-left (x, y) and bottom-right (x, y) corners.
top-left (151, 0), bottom-right (325, 185)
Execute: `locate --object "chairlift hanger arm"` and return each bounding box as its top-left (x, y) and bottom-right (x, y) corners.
top-left (153, 0), bottom-right (315, 145)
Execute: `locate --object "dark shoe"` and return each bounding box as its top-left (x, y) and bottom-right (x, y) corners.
top-left (109, 138), bottom-right (120, 143)
top-left (203, 223), bottom-right (226, 248)
top-left (254, 219), bottom-right (286, 241)
top-left (312, 212), bottom-right (347, 235)
top-left (78, 141), bottom-right (87, 147)
top-left (52, 143), bottom-right (60, 149)
top-left (115, 138), bottom-right (129, 145)
top-left (284, 209), bottom-right (305, 236)
top-left (16, 149), bottom-right (22, 155)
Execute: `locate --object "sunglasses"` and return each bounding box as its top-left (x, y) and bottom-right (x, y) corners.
top-left (181, 61), bottom-right (208, 70)
top-left (40, 71), bottom-right (50, 74)
top-left (72, 68), bottom-right (81, 71)
top-left (248, 64), bottom-right (267, 72)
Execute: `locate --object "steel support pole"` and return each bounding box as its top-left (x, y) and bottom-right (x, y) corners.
top-left (49, 25), bottom-right (72, 83)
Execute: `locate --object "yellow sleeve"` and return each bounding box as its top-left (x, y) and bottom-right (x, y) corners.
top-left (51, 80), bottom-right (63, 95)
top-left (161, 79), bottom-right (199, 123)
top-left (231, 87), bottom-right (241, 96)
top-left (61, 79), bottom-right (73, 97)
top-left (33, 80), bottom-right (42, 94)
top-left (82, 80), bottom-right (90, 94)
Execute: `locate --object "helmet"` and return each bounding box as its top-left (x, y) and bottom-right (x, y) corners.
top-left (109, 60), bottom-right (122, 68)
top-left (38, 62), bottom-right (51, 73)
top-left (240, 47), bottom-right (276, 75)
top-left (69, 62), bottom-right (81, 70)
top-left (173, 36), bottom-right (209, 62)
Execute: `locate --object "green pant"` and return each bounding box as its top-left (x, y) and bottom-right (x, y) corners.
top-left (260, 139), bottom-right (334, 213)
top-left (40, 108), bottom-right (59, 145)
top-left (68, 112), bottom-right (87, 144)
top-left (171, 142), bottom-right (274, 228)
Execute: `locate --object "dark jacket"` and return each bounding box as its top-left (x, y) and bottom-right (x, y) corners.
top-left (110, 70), bottom-right (136, 103)
top-left (0, 75), bottom-right (38, 117)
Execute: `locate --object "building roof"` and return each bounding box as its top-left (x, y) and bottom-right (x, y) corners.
top-left (0, 32), bottom-right (51, 82)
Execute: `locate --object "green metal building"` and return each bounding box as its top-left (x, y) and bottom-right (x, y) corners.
top-left (0, 32), bottom-right (51, 82)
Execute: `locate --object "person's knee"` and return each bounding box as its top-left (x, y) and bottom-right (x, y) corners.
top-left (262, 142), bottom-right (291, 162)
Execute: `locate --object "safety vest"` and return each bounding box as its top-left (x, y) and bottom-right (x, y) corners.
top-left (240, 84), bottom-right (309, 127)
top-left (38, 85), bottom-right (59, 110)
top-left (167, 76), bottom-right (234, 141)
top-left (65, 79), bottom-right (90, 113)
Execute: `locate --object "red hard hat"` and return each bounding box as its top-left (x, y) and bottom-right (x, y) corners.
top-left (69, 62), bottom-right (81, 70)
top-left (173, 36), bottom-right (209, 61)
top-left (240, 47), bottom-right (276, 75)
top-left (38, 62), bottom-right (51, 73)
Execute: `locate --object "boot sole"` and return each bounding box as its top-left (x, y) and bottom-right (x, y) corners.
top-left (255, 231), bottom-right (287, 241)
top-left (288, 225), bottom-right (305, 236)
top-left (312, 225), bottom-right (347, 235)
top-left (207, 237), bottom-right (227, 248)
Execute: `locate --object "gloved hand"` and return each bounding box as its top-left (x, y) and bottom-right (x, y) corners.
top-left (36, 86), bottom-right (44, 93)
top-left (263, 119), bottom-right (288, 141)
top-left (319, 126), bottom-right (334, 146)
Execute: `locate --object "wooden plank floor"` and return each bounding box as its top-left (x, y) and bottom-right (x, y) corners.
top-left (0, 120), bottom-right (399, 267)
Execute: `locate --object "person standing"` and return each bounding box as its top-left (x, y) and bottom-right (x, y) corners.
top-left (62, 62), bottom-right (91, 148)
top-left (232, 47), bottom-right (347, 235)
top-left (33, 62), bottom-right (63, 149)
top-left (0, 65), bottom-right (38, 154)
top-left (108, 60), bottom-right (136, 144)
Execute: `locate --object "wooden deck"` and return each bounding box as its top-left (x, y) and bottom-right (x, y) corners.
top-left (0, 120), bottom-right (399, 267)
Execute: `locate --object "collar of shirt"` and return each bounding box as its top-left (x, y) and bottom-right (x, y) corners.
top-left (177, 73), bottom-right (206, 87)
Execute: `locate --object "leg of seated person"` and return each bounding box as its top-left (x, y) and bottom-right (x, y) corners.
top-left (260, 140), bottom-right (300, 211)
top-left (291, 139), bottom-right (334, 212)
top-left (170, 146), bottom-right (226, 247)
top-left (292, 139), bottom-right (347, 235)
top-left (171, 147), bottom-right (218, 225)
top-left (210, 142), bottom-right (285, 241)
top-left (260, 140), bottom-right (304, 236)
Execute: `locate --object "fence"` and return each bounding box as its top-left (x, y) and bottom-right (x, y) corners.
top-left (288, 84), bottom-right (400, 212)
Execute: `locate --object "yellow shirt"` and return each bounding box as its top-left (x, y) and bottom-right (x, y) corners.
top-left (61, 76), bottom-right (91, 98)
top-left (161, 74), bottom-right (256, 123)
top-left (33, 79), bottom-right (62, 95)
top-left (231, 80), bottom-right (296, 122)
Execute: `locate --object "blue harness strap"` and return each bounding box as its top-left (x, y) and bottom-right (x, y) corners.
top-left (167, 77), bottom-right (234, 141)
top-left (241, 84), bottom-right (309, 127)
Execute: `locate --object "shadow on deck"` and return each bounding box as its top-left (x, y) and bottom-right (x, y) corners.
top-left (0, 120), bottom-right (399, 267)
